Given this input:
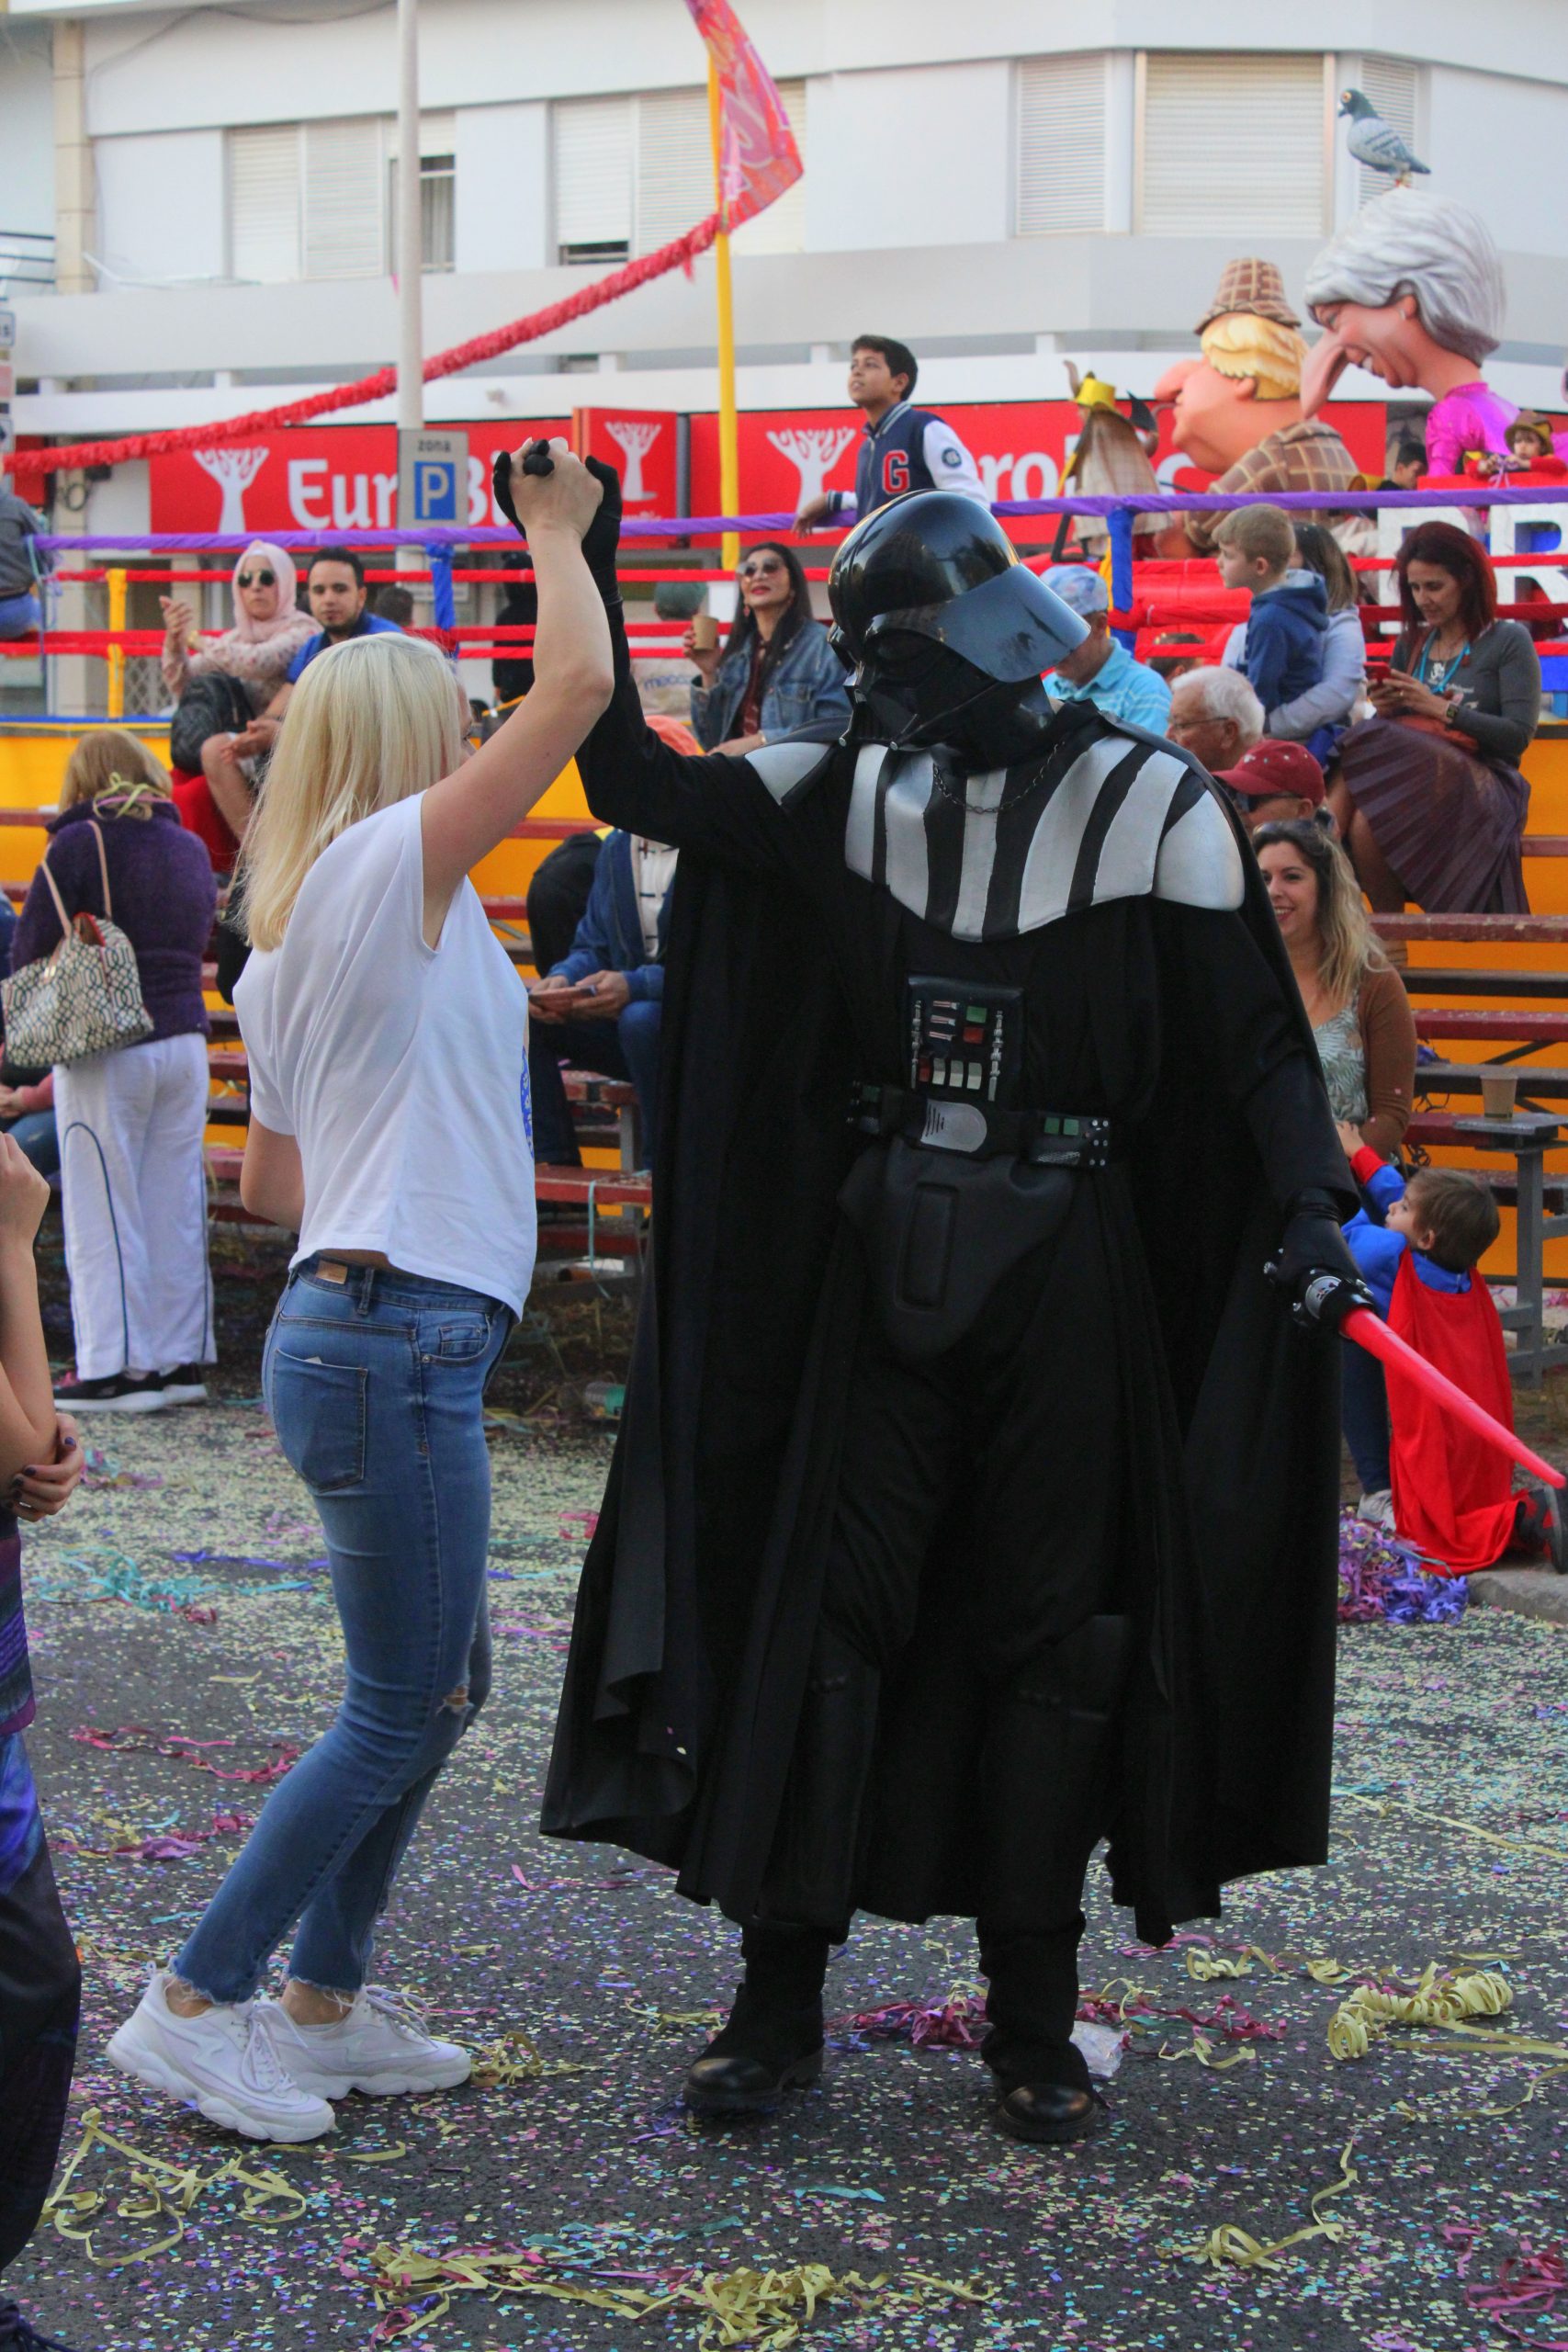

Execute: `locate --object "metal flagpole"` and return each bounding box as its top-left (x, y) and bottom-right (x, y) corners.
top-left (396, 0), bottom-right (423, 578)
top-left (706, 57), bottom-right (740, 574)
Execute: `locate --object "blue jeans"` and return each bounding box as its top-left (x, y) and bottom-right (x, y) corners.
top-left (174, 1261), bottom-right (512, 2003)
top-left (0, 592), bottom-right (40, 640)
top-left (2, 1110), bottom-right (59, 1180)
top-left (527, 998), bottom-right (661, 1167)
top-left (1341, 1332), bottom-right (1391, 1495)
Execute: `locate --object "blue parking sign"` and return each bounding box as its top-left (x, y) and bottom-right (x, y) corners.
top-left (398, 430), bottom-right (469, 530)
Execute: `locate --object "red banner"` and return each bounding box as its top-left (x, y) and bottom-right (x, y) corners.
top-left (689, 401), bottom-right (1391, 530)
top-left (146, 398), bottom-right (1392, 537)
top-left (147, 419), bottom-right (568, 536)
top-left (570, 408), bottom-right (679, 515)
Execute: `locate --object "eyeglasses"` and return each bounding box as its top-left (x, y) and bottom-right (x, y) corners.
top-left (739, 558), bottom-right (784, 582)
top-left (238, 570), bottom-right (276, 588)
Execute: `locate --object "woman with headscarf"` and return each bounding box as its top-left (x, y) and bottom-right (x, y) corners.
top-left (160, 542), bottom-right (314, 713)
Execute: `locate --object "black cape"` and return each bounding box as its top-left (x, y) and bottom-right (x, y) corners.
top-left (541, 711), bottom-right (1353, 1946)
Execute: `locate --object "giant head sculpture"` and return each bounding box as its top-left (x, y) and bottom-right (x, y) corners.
top-left (1301, 191), bottom-right (1506, 413)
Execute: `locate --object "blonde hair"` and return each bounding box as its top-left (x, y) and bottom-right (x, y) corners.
top-left (1213, 503), bottom-right (1296, 574)
top-left (61, 728), bottom-right (171, 817)
top-left (1200, 311), bottom-right (1306, 404)
top-left (239, 632), bottom-right (466, 951)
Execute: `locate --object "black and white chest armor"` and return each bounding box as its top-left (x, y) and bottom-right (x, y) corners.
top-left (748, 722), bottom-right (1246, 943)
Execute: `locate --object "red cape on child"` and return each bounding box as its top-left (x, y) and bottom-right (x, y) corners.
top-left (1387, 1253), bottom-right (1517, 1573)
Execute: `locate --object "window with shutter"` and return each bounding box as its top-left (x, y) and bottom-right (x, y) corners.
top-left (636, 85), bottom-right (712, 254)
top-left (730, 77), bottom-right (807, 255)
top-left (1352, 56), bottom-right (1420, 205)
top-left (229, 124), bottom-right (302, 283)
top-left (387, 153), bottom-right (457, 274)
top-left (554, 96), bottom-right (635, 264)
top-left (1139, 53), bottom-right (1326, 237)
top-left (1016, 53), bottom-right (1106, 236)
top-left (303, 117), bottom-right (386, 279)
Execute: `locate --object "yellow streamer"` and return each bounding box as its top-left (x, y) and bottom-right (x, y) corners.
top-left (467, 2030), bottom-right (583, 2086)
top-left (1326, 1966), bottom-right (1512, 2062)
top-left (1337, 1790), bottom-right (1568, 1866)
top-left (367, 2244), bottom-right (987, 2346)
top-left (43, 2108), bottom-right (307, 2267)
top-left (1169, 2139), bottom-right (1360, 2274)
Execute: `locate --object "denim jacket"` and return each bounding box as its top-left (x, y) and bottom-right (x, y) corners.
top-left (690, 616), bottom-right (852, 750)
top-left (549, 831), bottom-right (669, 1004)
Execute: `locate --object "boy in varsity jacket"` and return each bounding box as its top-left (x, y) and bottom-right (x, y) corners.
top-left (795, 335), bottom-right (989, 530)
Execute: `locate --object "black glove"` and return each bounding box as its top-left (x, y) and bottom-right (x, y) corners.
top-left (491, 447), bottom-right (622, 602)
top-left (1265, 1206), bottom-right (1374, 1332)
top-left (579, 455), bottom-right (623, 597)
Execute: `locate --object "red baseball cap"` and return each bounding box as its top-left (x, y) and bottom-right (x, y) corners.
top-left (1213, 740), bottom-right (1326, 807)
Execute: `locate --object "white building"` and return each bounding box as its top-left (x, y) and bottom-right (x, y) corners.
top-left (2, 0), bottom-right (1566, 482)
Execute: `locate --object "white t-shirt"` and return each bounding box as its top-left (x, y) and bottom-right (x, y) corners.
top-left (235, 794), bottom-right (536, 1313)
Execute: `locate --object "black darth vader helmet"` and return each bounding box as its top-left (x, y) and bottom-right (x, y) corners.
top-left (828, 492), bottom-right (1087, 743)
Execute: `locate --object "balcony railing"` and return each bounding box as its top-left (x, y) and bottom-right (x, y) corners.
top-left (0, 231), bottom-right (55, 290)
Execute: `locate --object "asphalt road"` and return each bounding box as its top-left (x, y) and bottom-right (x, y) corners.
top-left (7, 1238), bottom-right (1568, 2352)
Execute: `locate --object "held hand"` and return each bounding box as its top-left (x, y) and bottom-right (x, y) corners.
top-left (714, 733), bottom-right (765, 756)
top-left (499, 441), bottom-right (603, 544)
top-left (1335, 1121), bottom-right (1364, 1159)
top-left (569, 969), bottom-right (631, 1020)
top-left (527, 978), bottom-right (577, 1027)
top-left (14, 1414), bottom-right (85, 1521)
top-left (1265, 1210), bottom-right (1374, 1331)
top-left (795, 493), bottom-right (832, 535)
top-left (1373, 666), bottom-right (1450, 724)
top-left (160, 596), bottom-right (196, 642)
top-left (0, 1132), bottom-right (51, 1246)
top-left (0, 1085), bottom-right (22, 1120)
top-left (682, 626), bottom-right (721, 682)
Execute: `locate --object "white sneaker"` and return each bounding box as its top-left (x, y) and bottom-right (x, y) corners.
top-left (106, 1969), bottom-right (336, 2143)
top-left (1356, 1488), bottom-right (1396, 1531)
top-left (256, 1987), bottom-right (472, 2098)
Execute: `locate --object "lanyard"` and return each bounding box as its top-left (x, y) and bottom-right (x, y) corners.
top-left (1416, 632), bottom-right (1470, 693)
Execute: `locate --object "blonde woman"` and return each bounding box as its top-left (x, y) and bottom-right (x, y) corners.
top-left (107, 443), bottom-right (612, 2143)
top-left (1254, 817), bottom-right (1416, 1159)
top-left (12, 729), bottom-right (217, 1412)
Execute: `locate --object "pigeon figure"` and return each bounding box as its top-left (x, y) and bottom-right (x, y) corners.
top-left (1338, 89), bottom-right (1430, 185)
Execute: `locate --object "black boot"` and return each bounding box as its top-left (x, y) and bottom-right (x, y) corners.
top-left (682, 1922), bottom-right (831, 2117)
top-left (976, 1613), bottom-right (1133, 2145)
top-left (979, 1918), bottom-right (1104, 2144)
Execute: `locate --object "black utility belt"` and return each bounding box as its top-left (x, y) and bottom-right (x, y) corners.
top-left (849, 1082), bottom-right (1118, 1170)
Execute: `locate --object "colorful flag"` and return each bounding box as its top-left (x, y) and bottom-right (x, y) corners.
top-left (684, 0), bottom-right (804, 231)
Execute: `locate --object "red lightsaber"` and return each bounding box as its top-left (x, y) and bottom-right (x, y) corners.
top-left (1343, 1307), bottom-right (1565, 1489)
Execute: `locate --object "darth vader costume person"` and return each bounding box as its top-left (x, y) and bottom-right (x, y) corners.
top-left (527, 452), bottom-right (1367, 2144)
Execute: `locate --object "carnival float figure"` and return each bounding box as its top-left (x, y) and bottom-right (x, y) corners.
top-left (1153, 259), bottom-right (1368, 556)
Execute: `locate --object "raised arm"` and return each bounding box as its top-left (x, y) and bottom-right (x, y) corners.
top-left (420, 441), bottom-right (614, 945)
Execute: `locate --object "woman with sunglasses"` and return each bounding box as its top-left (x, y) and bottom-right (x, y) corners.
top-left (684, 542), bottom-right (851, 755)
top-left (160, 543), bottom-right (314, 716)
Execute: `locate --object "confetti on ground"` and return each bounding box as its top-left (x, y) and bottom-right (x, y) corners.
top-left (7, 1226), bottom-right (1568, 2350)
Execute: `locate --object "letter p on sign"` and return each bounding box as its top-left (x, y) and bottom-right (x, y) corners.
top-left (398, 430), bottom-right (469, 529)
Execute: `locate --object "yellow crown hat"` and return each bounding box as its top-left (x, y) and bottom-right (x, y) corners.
top-left (1074, 373), bottom-right (1119, 412)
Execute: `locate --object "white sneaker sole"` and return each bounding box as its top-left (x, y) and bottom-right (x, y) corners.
top-left (285, 2052), bottom-right (472, 2098)
top-left (57, 1389), bottom-right (169, 1414)
top-left (106, 2022), bottom-right (335, 2143)
top-left (160, 1384), bottom-right (209, 1406)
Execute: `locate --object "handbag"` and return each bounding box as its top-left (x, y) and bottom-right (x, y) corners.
top-left (2, 820), bottom-right (154, 1066)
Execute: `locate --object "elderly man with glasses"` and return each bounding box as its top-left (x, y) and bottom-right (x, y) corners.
top-left (1166, 663), bottom-right (1265, 778)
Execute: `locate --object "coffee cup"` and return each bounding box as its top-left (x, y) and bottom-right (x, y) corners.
top-left (1480, 1069), bottom-right (1519, 1120)
top-left (691, 614), bottom-right (718, 651)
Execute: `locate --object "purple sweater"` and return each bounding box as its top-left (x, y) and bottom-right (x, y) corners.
top-left (13, 799), bottom-right (217, 1043)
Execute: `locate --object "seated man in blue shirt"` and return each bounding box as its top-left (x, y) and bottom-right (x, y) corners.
top-left (283, 547), bottom-right (402, 686)
top-left (525, 829), bottom-right (674, 1170)
top-left (1039, 566), bottom-right (1171, 731)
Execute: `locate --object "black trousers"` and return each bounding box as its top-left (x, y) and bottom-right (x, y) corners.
top-left (759, 1218), bottom-right (1134, 2079)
